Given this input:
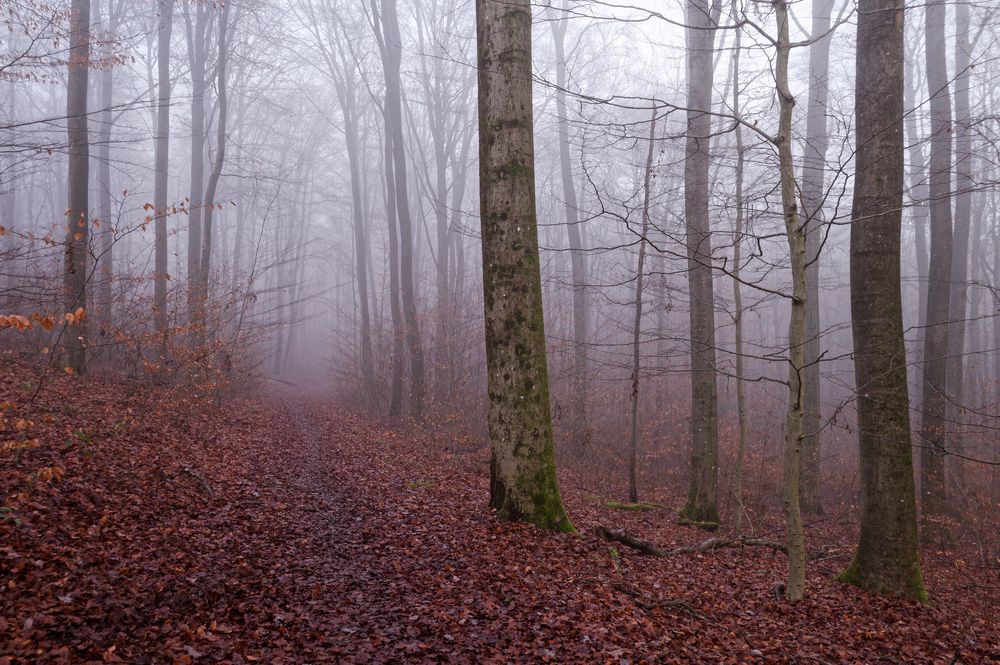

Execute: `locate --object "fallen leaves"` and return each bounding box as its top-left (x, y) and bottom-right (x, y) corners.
top-left (0, 361), bottom-right (996, 663)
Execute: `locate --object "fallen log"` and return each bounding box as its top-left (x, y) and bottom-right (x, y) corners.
top-left (595, 526), bottom-right (827, 559)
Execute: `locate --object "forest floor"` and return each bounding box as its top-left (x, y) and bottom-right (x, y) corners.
top-left (1, 365), bottom-right (998, 664)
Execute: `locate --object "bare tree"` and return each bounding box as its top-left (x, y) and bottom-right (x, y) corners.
top-left (919, 0), bottom-right (954, 542)
top-left (64, 0), bottom-right (91, 374)
top-left (841, 0), bottom-right (925, 601)
top-left (728, 0), bottom-right (748, 534)
top-left (198, 0), bottom-right (231, 323)
top-left (551, 0), bottom-right (589, 450)
top-left (628, 110), bottom-right (657, 504)
top-left (94, 0), bottom-right (124, 330)
top-left (799, 0), bottom-right (836, 516)
top-left (153, 0), bottom-right (173, 346)
top-left (375, 0), bottom-right (426, 420)
top-left (773, 0), bottom-right (806, 602)
top-left (681, 0), bottom-right (721, 527)
top-left (475, 0), bottom-right (572, 532)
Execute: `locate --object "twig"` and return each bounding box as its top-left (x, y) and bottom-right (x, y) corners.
top-left (180, 466), bottom-right (214, 496)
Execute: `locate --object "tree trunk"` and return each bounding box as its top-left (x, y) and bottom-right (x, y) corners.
top-left (347, 118), bottom-right (377, 400)
top-left (628, 110), bottom-right (657, 504)
top-left (920, 0), bottom-right (954, 542)
top-left (774, 0), bottom-right (806, 602)
top-left (198, 0), bottom-right (230, 329)
top-left (185, 1), bottom-right (208, 320)
top-left (383, 118), bottom-right (406, 416)
top-left (380, 0), bottom-right (426, 420)
top-left (681, 0), bottom-right (720, 526)
top-left (841, 0), bottom-right (925, 601)
top-left (729, 0), bottom-right (747, 534)
top-left (95, 0), bottom-right (119, 333)
top-left (903, 41), bottom-right (930, 383)
top-left (475, 0), bottom-right (573, 532)
top-left (154, 0), bottom-right (173, 347)
top-left (799, 0), bottom-right (835, 516)
top-left (64, 0), bottom-right (91, 375)
top-left (946, 0), bottom-right (972, 469)
top-left (552, 1), bottom-right (589, 451)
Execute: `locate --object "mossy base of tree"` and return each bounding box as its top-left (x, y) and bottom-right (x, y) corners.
top-left (678, 503), bottom-right (720, 531)
top-left (837, 556), bottom-right (928, 603)
top-left (490, 465), bottom-right (576, 534)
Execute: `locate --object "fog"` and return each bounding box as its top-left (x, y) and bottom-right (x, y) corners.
top-left (2, 0), bottom-right (999, 564)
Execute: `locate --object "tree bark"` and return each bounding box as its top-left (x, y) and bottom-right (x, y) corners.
top-left (946, 0), bottom-right (972, 467)
top-left (774, 0), bottom-right (806, 602)
top-left (379, 0), bottom-right (426, 420)
top-left (799, 0), bottom-right (835, 516)
top-left (198, 0), bottom-right (230, 327)
top-left (729, 0), bottom-right (747, 534)
top-left (153, 0), bottom-right (173, 349)
top-left (185, 0), bottom-right (208, 320)
top-left (95, 0), bottom-right (119, 332)
top-left (552, 0), bottom-right (589, 451)
top-left (903, 39), bottom-right (929, 366)
top-left (920, 0), bottom-right (954, 542)
top-left (64, 0), bottom-right (91, 375)
top-left (475, 0), bottom-right (573, 532)
top-left (628, 110), bottom-right (657, 504)
top-left (841, 0), bottom-right (925, 601)
top-left (681, 0), bottom-right (720, 526)
top-left (382, 121), bottom-right (406, 416)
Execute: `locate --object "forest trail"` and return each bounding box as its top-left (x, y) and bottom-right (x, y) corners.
top-left (2, 373), bottom-right (998, 663)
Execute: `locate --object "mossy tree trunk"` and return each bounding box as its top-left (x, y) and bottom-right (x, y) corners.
top-left (475, 0), bottom-right (573, 533)
top-left (680, 0), bottom-right (721, 527)
top-left (841, 0), bottom-right (926, 602)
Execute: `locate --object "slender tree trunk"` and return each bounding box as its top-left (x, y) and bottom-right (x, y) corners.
top-left (95, 0), bottom-right (118, 332)
top-left (903, 43), bottom-right (930, 363)
top-left (946, 1), bottom-right (972, 469)
top-left (383, 121), bottom-right (406, 416)
top-left (628, 111), bottom-right (657, 504)
top-left (475, 0), bottom-right (573, 532)
top-left (347, 118), bottom-right (377, 400)
top-left (681, 0), bottom-right (720, 526)
top-left (198, 0), bottom-right (230, 325)
top-left (920, 0), bottom-right (954, 542)
top-left (799, 0), bottom-right (835, 516)
top-left (446, 120), bottom-right (473, 397)
top-left (1, 78), bottom-right (16, 302)
top-left (729, 0), bottom-right (747, 534)
top-left (774, 0), bottom-right (806, 602)
top-left (552, 1), bottom-right (589, 450)
top-left (185, 1), bottom-right (208, 320)
top-left (153, 0), bottom-right (173, 349)
top-left (380, 0), bottom-right (426, 420)
top-left (840, 0), bottom-right (925, 601)
top-left (64, 0), bottom-right (91, 375)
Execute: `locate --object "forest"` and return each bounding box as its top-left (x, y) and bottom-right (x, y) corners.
top-left (1, 0), bottom-right (998, 662)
